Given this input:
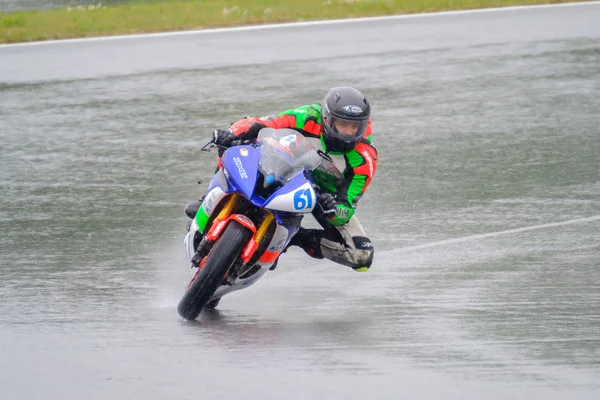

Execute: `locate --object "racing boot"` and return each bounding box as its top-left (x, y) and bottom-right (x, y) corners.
top-left (185, 196), bottom-right (205, 219)
top-left (286, 227), bottom-right (324, 259)
top-left (185, 196), bottom-right (205, 232)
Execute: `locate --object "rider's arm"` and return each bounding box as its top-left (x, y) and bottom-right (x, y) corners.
top-left (328, 136), bottom-right (378, 226)
top-left (227, 104), bottom-right (323, 139)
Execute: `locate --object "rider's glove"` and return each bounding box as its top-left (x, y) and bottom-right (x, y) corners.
top-left (213, 129), bottom-right (235, 147)
top-left (317, 191), bottom-right (337, 218)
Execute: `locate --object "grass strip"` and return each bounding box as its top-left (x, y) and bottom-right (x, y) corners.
top-left (0, 0), bottom-right (583, 44)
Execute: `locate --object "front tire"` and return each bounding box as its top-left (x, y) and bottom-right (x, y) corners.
top-left (177, 221), bottom-right (251, 320)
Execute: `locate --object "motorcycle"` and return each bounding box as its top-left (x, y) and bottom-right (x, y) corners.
top-left (178, 128), bottom-right (334, 320)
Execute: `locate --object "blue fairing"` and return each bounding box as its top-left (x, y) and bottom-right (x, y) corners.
top-left (264, 172), bottom-right (310, 201)
top-left (220, 145), bottom-right (314, 212)
top-left (208, 170), bottom-right (224, 192)
top-left (218, 131), bottom-right (320, 218)
top-left (221, 145), bottom-right (260, 199)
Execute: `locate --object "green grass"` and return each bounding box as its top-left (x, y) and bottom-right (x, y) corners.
top-left (0, 0), bottom-right (582, 43)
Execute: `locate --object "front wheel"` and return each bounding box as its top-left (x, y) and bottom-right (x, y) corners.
top-left (177, 220), bottom-right (251, 320)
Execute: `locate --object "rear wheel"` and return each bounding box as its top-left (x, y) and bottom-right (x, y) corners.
top-left (177, 221), bottom-right (251, 320)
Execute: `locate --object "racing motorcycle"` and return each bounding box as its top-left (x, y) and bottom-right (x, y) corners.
top-left (178, 128), bottom-right (334, 320)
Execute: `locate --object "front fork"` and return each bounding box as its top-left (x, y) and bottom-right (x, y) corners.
top-left (190, 193), bottom-right (240, 267)
top-left (192, 193), bottom-right (278, 270)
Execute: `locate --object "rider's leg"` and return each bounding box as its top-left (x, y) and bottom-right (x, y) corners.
top-left (287, 227), bottom-right (325, 259)
top-left (288, 216), bottom-right (374, 271)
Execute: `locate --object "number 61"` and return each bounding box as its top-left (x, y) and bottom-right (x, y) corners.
top-left (293, 188), bottom-right (313, 210)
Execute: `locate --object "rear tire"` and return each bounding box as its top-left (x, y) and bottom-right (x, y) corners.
top-left (177, 221), bottom-right (251, 320)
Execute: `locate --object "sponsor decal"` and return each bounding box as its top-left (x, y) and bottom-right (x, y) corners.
top-left (361, 151), bottom-right (374, 177)
top-left (240, 148), bottom-right (248, 157)
top-left (207, 220), bottom-right (227, 240)
top-left (233, 157), bottom-right (248, 178)
top-left (343, 105), bottom-right (363, 116)
top-left (234, 214), bottom-right (255, 228)
top-left (242, 243), bottom-right (254, 260)
top-left (268, 238), bottom-right (287, 252)
top-left (335, 207), bottom-right (349, 220)
top-left (241, 239), bottom-right (259, 263)
top-left (203, 193), bottom-right (216, 214)
top-left (352, 236), bottom-right (374, 251)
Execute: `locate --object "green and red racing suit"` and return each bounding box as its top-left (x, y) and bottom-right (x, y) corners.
top-left (225, 104), bottom-right (378, 226)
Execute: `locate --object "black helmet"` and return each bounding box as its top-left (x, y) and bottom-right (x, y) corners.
top-left (321, 86), bottom-right (371, 153)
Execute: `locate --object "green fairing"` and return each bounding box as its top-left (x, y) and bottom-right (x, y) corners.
top-left (194, 206), bottom-right (210, 233)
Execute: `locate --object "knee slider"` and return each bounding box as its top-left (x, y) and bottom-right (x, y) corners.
top-left (351, 236), bottom-right (374, 271)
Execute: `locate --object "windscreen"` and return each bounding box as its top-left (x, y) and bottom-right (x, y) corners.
top-left (257, 128), bottom-right (322, 186)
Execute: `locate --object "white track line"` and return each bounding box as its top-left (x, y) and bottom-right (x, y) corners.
top-left (1, 1), bottom-right (600, 48)
top-left (397, 215), bottom-right (600, 253)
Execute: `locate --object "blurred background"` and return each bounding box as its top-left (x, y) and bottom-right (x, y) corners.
top-left (3, 0), bottom-right (123, 11)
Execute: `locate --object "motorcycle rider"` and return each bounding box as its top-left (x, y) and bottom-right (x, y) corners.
top-left (186, 86), bottom-right (377, 272)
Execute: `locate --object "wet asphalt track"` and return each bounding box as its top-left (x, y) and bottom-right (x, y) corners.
top-left (1, 3), bottom-right (600, 399)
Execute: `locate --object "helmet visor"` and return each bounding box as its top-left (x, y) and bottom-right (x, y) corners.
top-left (329, 116), bottom-right (368, 143)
